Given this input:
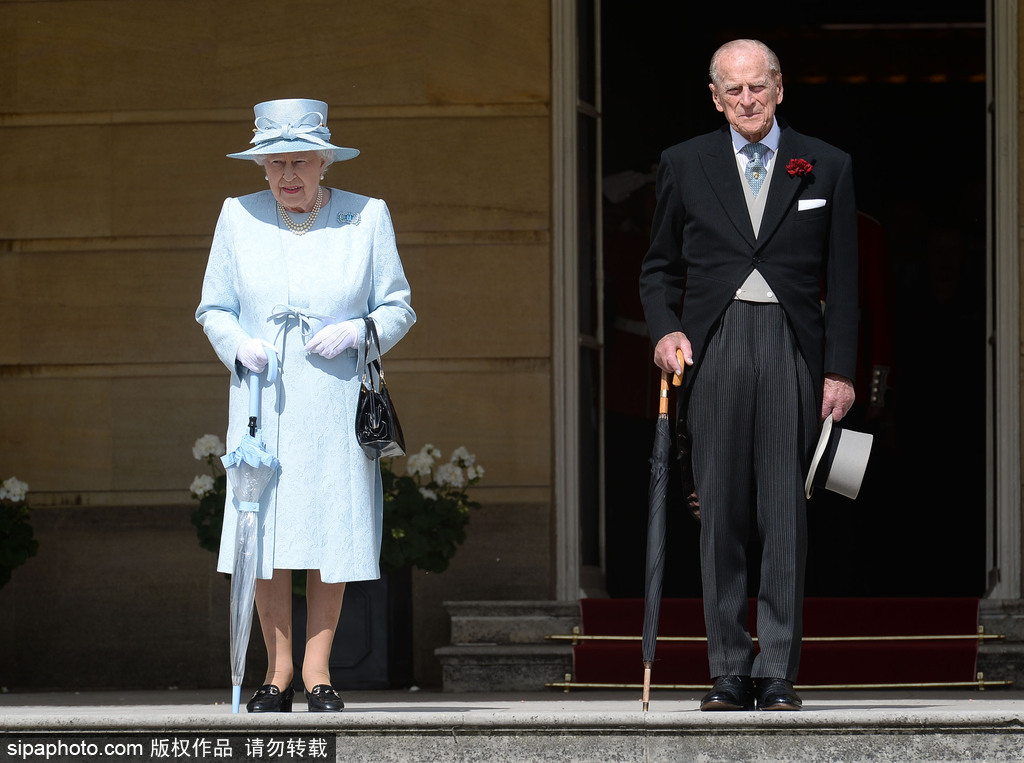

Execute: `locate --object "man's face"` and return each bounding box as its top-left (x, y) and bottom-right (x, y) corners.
top-left (709, 47), bottom-right (783, 143)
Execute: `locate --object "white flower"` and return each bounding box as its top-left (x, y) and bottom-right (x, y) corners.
top-left (467, 464), bottom-right (485, 481)
top-left (0, 477), bottom-right (29, 503)
top-left (192, 434), bottom-right (226, 461)
top-left (406, 452), bottom-right (434, 478)
top-left (434, 463), bottom-right (466, 489)
top-left (190, 474), bottom-right (216, 497)
top-left (450, 446), bottom-right (475, 467)
top-left (422, 443), bottom-right (442, 460)
top-left (418, 487), bottom-right (437, 501)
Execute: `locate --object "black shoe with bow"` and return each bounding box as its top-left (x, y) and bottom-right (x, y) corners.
top-left (755, 678), bottom-right (802, 711)
top-left (305, 684), bottom-right (345, 712)
top-left (246, 684), bottom-right (294, 713)
top-left (699, 675), bottom-right (755, 711)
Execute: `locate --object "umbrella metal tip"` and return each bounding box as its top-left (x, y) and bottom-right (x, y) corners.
top-left (232, 685), bottom-right (241, 714)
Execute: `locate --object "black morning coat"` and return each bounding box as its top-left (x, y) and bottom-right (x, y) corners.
top-left (639, 117), bottom-right (859, 401)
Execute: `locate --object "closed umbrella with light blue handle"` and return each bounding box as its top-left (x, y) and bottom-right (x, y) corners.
top-left (221, 350), bottom-right (280, 713)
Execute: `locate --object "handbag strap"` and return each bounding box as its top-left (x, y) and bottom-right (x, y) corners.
top-left (361, 318), bottom-right (385, 391)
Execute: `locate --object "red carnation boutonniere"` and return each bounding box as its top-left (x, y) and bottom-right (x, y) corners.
top-left (786, 158), bottom-right (813, 177)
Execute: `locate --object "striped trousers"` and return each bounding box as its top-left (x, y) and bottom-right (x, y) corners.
top-left (688, 301), bottom-right (818, 681)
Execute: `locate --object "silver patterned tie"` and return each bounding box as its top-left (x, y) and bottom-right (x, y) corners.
top-left (741, 142), bottom-right (768, 197)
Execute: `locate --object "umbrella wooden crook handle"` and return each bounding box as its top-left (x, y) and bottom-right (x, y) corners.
top-left (659, 350), bottom-right (686, 417)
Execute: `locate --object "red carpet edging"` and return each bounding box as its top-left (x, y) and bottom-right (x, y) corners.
top-left (554, 598), bottom-right (1006, 689)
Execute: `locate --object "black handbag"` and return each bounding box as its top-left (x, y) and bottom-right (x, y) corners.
top-left (355, 318), bottom-right (406, 460)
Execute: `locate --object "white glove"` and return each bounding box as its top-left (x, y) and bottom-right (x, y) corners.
top-left (304, 320), bottom-right (358, 359)
top-left (236, 338), bottom-right (277, 374)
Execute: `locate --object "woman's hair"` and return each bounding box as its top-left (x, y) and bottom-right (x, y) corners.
top-left (253, 149), bottom-right (335, 173)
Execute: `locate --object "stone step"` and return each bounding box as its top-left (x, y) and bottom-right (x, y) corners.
top-left (444, 600), bottom-right (580, 645)
top-left (435, 643), bottom-right (573, 692)
top-left (2, 690), bottom-right (1023, 763)
top-left (438, 600), bottom-right (580, 692)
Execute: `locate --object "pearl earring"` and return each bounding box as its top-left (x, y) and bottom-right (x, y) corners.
top-left (265, 175), bottom-right (269, 181)
top-left (320, 174), bottom-right (325, 180)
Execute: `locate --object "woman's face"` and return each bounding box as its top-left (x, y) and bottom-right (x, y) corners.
top-left (264, 151), bottom-right (326, 212)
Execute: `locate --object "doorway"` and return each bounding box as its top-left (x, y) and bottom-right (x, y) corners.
top-left (600, 2), bottom-right (990, 598)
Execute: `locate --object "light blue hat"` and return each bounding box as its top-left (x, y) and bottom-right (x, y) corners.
top-left (227, 98), bottom-right (360, 162)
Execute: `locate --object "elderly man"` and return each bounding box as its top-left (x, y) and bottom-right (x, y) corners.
top-left (640, 39), bottom-right (858, 711)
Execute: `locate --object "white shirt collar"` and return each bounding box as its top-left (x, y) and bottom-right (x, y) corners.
top-left (731, 120), bottom-right (782, 158)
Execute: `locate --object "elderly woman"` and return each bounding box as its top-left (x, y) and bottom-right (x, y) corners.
top-left (197, 99), bottom-right (415, 713)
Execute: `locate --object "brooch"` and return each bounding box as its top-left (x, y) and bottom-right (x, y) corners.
top-left (338, 211), bottom-right (362, 226)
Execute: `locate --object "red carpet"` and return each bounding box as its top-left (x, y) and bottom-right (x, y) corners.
top-left (572, 598), bottom-right (982, 687)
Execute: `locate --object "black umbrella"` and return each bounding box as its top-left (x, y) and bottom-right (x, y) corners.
top-left (641, 358), bottom-right (682, 711)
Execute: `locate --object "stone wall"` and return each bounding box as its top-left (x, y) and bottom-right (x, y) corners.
top-left (0, 505), bottom-right (228, 690)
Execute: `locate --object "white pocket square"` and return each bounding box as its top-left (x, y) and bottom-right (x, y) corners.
top-left (798, 198), bottom-right (826, 211)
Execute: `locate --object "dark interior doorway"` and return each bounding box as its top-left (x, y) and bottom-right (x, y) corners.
top-left (601, 2), bottom-right (988, 598)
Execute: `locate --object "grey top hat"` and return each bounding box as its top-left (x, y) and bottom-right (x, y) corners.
top-left (227, 99), bottom-right (359, 163)
top-left (804, 414), bottom-right (874, 500)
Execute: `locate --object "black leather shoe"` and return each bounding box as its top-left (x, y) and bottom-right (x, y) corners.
top-left (755, 678), bottom-right (802, 711)
top-left (246, 684), bottom-right (294, 713)
top-left (305, 684), bottom-right (344, 712)
top-left (699, 675), bottom-right (755, 711)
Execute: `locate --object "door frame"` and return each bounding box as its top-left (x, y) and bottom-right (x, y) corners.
top-left (553, 1), bottom-right (1021, 601)
top-left (553, 0), bottom-right (603, 600)
top-left (552, 0), bottom-right (580, 601)
top-left (989, 0), bottom-right (1020, 599)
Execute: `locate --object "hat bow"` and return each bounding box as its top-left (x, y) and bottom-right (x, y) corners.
top-left (251, 111), bottom-right (331, 148)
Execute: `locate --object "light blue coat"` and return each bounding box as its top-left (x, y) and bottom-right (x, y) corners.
top-left (197, 188), bottom-right (416, 583)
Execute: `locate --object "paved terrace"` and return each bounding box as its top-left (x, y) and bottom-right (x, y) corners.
top-left (2, 688), bottom-right (1024, 762)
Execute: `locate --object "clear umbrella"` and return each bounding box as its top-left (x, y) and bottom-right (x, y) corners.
top-left (221, 350), bottom-right (280, 713)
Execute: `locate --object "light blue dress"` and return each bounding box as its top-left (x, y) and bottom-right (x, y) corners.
top-left (196, 188), bottom-right (416, 583)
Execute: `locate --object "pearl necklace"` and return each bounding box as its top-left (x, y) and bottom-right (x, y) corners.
top-left (278, 187), bottom-right (323, 235)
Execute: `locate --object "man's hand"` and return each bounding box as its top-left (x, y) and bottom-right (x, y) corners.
top-left (654, 332), bottom-right (693, 375)
top-left (822, 373), bottom-right (855, 422)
